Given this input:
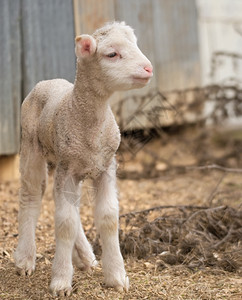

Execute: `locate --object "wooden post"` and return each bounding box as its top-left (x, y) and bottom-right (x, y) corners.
top-left (0, 155), bottom-right (19, 181)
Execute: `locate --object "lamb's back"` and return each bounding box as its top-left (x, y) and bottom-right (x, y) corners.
top-left (21, 79), bottom-right (73, 147)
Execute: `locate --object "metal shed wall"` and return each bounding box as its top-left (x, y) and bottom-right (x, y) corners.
top-left (22, 0), bottom-right (76, 97)
top-left (153, 0), bottom-right (200, 91)
top-left (0, 0), bottom-right (21, 155)
top-left (0, 0), bottom-right (76, 155)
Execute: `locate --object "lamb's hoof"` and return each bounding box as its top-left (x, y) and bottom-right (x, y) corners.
top-left (14, 250), bottom-right (36, 276)
top-left (72, 247), bottom-right (98, 273)
top-left (50, 279), bottom-right (72, 297)
top-left (82, 259), bottom-right (98, 274)
top-left (16, 266), bottom-right (35, 276)
top-left (115, 276), bottom-right (129, 292)
top-left (51, 287), bottom-right (72, 297)
top-left (78, 260), bottom-right (98, 274)
top-left (105, 275), bottom-right (129, 292)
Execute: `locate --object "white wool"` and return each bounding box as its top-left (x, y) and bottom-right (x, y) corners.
top-left (14, 21), bottom-right (152, 295)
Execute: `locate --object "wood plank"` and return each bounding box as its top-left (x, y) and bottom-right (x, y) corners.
top-left (73, 0), bottom-right (115, 35)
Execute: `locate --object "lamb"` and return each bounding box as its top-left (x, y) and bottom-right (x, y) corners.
top-left (14, 21), bottom-right (153, 296)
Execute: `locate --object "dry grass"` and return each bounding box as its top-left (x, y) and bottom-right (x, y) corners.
top-left (1, 127), bottom-right (242, 299)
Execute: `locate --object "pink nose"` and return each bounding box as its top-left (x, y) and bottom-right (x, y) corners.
top-left (144, 66), bottom-right (153, 75)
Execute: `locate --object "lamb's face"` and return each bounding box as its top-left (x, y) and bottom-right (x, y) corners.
top-left (75, 22), bottom-right (153, 92)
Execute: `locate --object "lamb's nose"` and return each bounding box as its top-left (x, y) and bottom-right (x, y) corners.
top-left (144, 66), bottom-right (153, 76)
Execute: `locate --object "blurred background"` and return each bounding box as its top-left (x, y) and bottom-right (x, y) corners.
top-left (1, 2), bottom-right (242, 298)
top-left (1, 0), bottom-right (242, 178)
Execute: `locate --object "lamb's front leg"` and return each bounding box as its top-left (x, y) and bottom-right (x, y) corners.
top-left (93, 159), bottom-right (129, 292)
top-left (50, 172), bottom-right (80, 296)
top-left (15, 149), bottom-right (47, 276)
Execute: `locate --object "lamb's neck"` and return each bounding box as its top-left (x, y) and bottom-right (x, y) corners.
top-left (72, 61), bottom-right (112, 112)
top-left (70, 62), bottom-right (113, 128)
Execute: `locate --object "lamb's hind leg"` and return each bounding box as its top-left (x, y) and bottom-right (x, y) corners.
top-left (93, 159), bottom-right (129, 292)
top-left (14, 143), bottom-right (47, 275)
top-left (72, 222), bottom-right (97, 272)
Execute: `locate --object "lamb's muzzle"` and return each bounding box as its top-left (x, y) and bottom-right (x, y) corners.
top-left (14, 21), bottom-right (153, 297)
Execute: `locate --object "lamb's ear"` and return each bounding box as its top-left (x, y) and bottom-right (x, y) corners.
top-left (75, 34), bottom-right (97, 59)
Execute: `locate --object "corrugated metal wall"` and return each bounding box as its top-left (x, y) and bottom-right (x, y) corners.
top-left (0, 0), bottom-right (76, 155)
top-left (153, 0), bottom-right (200, 91)
top-left (0, 0), bottom-right (21, 155)
top-left (21, 0), bottom-right (76, 97)
top-left (0, 0), bottom-right (200, 155)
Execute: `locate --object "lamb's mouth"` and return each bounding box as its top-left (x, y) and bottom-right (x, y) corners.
top-left (132, 76), bottom-right (151, 84)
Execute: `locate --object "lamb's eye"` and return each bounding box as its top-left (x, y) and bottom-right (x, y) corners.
top-left (107, 52), bottom-right (117, 58)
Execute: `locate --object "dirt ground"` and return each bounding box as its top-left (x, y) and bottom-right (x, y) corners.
top-left (0, 126), bottom-right (242, 299)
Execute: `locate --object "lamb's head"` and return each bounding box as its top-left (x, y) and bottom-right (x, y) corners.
top-left (75, 22), bottom-right (153, 92)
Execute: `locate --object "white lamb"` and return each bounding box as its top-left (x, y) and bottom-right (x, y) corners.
top-left (14, 21), bottom-right (153, 296)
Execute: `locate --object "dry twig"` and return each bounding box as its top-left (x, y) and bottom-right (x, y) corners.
top-left (186, 164), bottom-right (242, 173)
